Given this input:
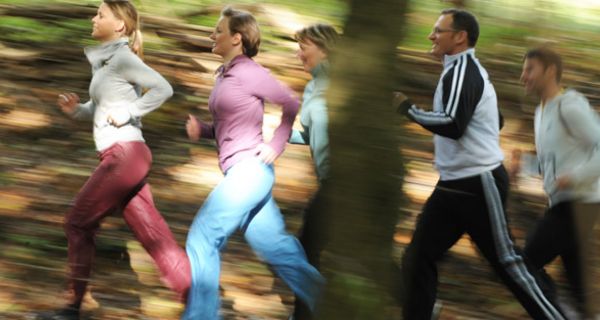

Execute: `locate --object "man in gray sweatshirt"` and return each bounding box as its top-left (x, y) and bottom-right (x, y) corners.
top-left (516, 47), bottom-right (600, 317)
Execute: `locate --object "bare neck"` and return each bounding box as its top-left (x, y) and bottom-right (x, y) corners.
top-left (222, 48), bottom-right (245, 66)
top-left (540, 82), bottom-right (562, 106)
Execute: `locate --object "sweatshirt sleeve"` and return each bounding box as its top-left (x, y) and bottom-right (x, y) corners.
top-left (521, 151), bottom-right (541, 177)
top-left (113, 51), bottom-right (174, 118)
top-left (407, 55), bottom-right (484, 139)
top-left (560, 95), bottom-right (600, 186)
top-left (70, 100), bottom-right (95, 120)
top-left (249, 67), bottom-right (300, 155)
top-left (308, 104), bottom-right (330, 179)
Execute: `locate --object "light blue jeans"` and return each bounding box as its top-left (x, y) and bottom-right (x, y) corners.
top-left (183, 157), bottom-right (324, 319)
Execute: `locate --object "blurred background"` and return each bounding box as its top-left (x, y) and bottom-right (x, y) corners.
top-left (1, 0), bottom-right (600, 319)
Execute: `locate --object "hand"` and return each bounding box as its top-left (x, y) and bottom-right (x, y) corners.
top-left (392, 91), bottom-right (411, 115)
top-left (57, 93), bottom-right (80, 114)
top-left (255, 143), bottom-right (278, 165)
top-left (554, 175), bottom-right (572, 190)
top-left (392, 91), bottom-right (408, 107)
top-left (509, 149), bottom-right (522, 182)
top-left (186, 114), bottom-right (201, 141)
top-left (106, 107), bottom-right (131, 128)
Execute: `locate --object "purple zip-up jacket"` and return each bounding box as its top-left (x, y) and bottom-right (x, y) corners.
top-left (200, 54), bottom-right (300, 173)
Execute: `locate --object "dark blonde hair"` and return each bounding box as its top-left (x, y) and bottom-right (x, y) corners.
top-left (294, 23), bottom-right (339, 54)
top-left (221, 6), bottom-right (261, 58)
top-left (104, 0), bottom-right (143, 58)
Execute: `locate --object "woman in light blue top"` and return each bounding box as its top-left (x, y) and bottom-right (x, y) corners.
top-left (289, 24), bottom-right (338, 182)
top-left (288, 23), bottom-right (338, 320)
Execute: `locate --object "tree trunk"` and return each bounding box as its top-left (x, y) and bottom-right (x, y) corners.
top-left (316, 1), bottom-right (410, 319)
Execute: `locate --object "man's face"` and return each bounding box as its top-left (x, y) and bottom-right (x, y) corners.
top-left (521, 57), bottom-right (553, 97)
top-left (428, 14), bottom-right (461, 59)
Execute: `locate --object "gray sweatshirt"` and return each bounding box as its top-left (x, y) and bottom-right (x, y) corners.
top-left (532, 89), bottom-right (600, 205)
top-left (71, 38), bottom-right (173, 151)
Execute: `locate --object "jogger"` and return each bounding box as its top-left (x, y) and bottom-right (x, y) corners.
top-left (395, 9), bottom-right (565, 319)
top-left (516, 47), bottom-right (600, 317)
top-left (183, 7), bottom-right (324, 319)
top-left (44, 2), bottom-right (191, 319)
top-left (289, 24), bottom-right (339, 319)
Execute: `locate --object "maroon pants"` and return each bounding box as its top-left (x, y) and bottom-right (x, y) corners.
top-left (64, 141), bottom-right (190, 306)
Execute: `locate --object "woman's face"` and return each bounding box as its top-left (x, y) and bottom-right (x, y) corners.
top-left (297, 38), bottom-right (327, 73)
top-left (91, 3), bottom-right (124, 42)
top-left (210, 17), bottom-right (240, 58)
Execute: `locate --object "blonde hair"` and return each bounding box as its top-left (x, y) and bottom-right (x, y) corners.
top-left (104, 0), bottom-right (143, 58)
top-left (221, 6), bottom-right (261, 58)
top-left (294, 24), bottom-right (339, 54)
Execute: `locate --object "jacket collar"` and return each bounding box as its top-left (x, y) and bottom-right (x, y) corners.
top-left (217, 54), bottom-right (251, 75)
top-left (310, 61), bottom-right (330, 79)
top-left (443, 48), bottom-right (475, 69)
top-left (84, 37), bottom-right (129, 70)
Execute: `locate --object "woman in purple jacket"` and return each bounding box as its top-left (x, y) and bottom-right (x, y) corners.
top-left (183, 7), bottom-right (324, 319)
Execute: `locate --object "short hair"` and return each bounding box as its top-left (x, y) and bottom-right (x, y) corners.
top-left (294, 23), bottom-right (339, 54)
top-left (221, 6), bottom-right (261, 58)
top-left (524, 47), bottom-right (563, 83)
top-left (441, 8), bottom-right (479, 47)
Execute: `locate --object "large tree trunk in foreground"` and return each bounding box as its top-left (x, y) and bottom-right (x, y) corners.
top-left (315, 1), bottom-right (410, 319)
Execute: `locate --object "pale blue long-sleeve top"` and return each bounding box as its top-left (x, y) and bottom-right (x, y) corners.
top-left (289, 62), bottom-right (330, 181)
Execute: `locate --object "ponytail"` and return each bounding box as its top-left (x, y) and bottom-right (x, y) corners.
top-left (131, 28), bottom-right (144, 59)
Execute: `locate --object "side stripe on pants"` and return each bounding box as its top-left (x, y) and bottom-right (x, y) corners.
top-left (481, 171), bottom-right (565, 320)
